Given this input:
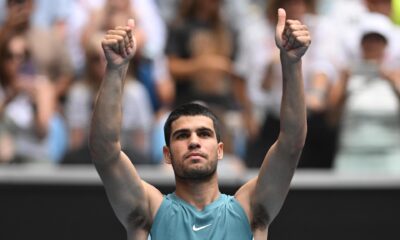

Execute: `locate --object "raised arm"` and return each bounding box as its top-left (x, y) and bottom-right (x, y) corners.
top-left (235, 8), bottom-right (310, 229)
top-left (88, 20), bottom-right (162, 235)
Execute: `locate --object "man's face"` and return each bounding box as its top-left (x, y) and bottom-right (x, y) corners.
top-left (163, 115), bottom-right (223, 180)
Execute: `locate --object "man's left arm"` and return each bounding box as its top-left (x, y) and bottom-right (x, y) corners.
top-left (235, 8), bottom-right (310, 229)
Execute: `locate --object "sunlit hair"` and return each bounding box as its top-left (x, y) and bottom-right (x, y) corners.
top-left (164, 102), bottom-right (221, 147)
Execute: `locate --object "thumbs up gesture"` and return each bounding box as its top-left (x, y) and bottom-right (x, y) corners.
top-left (102, 19), bottom-right (137, 68)
top-left (275, 8), bottom-right (311, 62)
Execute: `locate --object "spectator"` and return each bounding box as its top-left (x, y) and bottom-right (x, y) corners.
top-left (63, 33), bottom-right (154, 164)
top-left (0, 0), bottom-right (73, 102)
top-left (0, 30), bottom-right (65, 163)
top-left (328, 13), bottom-right (400, 173)
top-left (244, 0), bottom-right (338, 168)
top-left (165, 0), bottom-right (254, 158)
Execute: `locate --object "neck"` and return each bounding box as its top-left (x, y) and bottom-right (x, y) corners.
top-left (174, 173), bottom-right (220, 211)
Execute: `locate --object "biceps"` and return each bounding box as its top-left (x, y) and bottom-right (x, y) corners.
top-left (97, 152), bottom-right (149, 226)
top-left (252, 142), bottom-right (299, 224)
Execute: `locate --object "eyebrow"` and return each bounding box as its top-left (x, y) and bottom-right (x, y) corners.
top-left (196, 127), bottom-right (214, 134)
top-left (171, 128), bottom-right (190, 139)
top-left (171, 127), bottom-right (215, 138)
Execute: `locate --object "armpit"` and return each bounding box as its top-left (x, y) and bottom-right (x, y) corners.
top-left (127, 206), bottom-right (152, 231)
top-left (251, 204), bottom-right (269, 230)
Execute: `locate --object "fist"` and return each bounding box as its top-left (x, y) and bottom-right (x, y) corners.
top-left (275, 8), bottom-right (311, 62)
top-left (102, 19), bottom-right (136, 68)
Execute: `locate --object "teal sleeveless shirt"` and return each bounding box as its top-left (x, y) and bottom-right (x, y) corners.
top-left (149, 193), bottom-right (253, 240)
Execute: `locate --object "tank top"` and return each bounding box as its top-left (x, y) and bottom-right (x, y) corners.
top-left (149, 193), bottom-right (253, 240)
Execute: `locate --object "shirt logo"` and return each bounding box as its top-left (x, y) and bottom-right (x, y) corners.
top-left (192, 224), bottom-right (212, 231)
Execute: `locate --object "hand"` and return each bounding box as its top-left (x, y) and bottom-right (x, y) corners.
top-left (102, 19), bottom-right (136, 68)
top-left (16, 75), bottom-right (53, 101)
top-left (275, 8), bottom-right (311, 62)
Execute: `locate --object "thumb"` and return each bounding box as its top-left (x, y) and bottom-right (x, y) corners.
top-left (127, 18), bottom-right (135, 30)
top-left (276, 8), bottom-right (286, 40)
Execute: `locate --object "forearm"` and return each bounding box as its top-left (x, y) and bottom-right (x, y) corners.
top-left (89, 64), bottom-right (128, 164)
top-left (327, 72), bottom-right (348, 126)
top-left (34, 79), bottom-right (56, 139)
top-left (279, 54), bottom-right (307, 150)
top-left (249, 54), bottom-right (307, 226)
top-left (233, 76), bottom-right (252, 114)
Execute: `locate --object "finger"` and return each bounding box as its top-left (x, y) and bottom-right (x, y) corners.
top-left (292, 36), bottom-right (312, 49)
top-left (116, 35), bottom-right (127, 57)
top-left (115, 26), bottom-right (131, 51)
top-left (287, 23), bottom-right (308, 33)
top-left (127, 19), bottom-right (135, 50)
top-left (127, 18), bottom-right (135, 30)
top-left (291, 30), bottom-right (310, 39)
top-left (102, 38), bottom-right (118, 51)
top-left (276, 8), bottom-right (286, 40)
top-left (284, 34), bottom-right (296, 50)
top-left (107, 29), bottom-right (127, 38)
top-left (108, 29), bottom-right (129, 51)
top-left (104, 35), bottom-right (126, 55)
top-left (286, 19), bottom-right (302, 26)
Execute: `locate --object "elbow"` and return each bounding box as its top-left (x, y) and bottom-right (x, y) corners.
top-left (294, 128), bottom-right (307, 153)
top-left (280, 126), bottom-right (307, 154)
top-left (295, 126), bottom-right (307, 150)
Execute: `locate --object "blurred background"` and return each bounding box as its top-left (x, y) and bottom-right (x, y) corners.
top-left (0, 0), bottom-right (400, 239)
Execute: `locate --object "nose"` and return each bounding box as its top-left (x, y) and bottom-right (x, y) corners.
top-left (188, 133), bottom-right (200, 150)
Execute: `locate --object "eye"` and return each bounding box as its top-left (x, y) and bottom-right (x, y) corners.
top-left (176, 132), bottom-right (189, 139)
top-left (198, 130), bottom-right (212, 138)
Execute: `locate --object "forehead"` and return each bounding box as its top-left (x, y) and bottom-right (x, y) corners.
top-left (171, 115), bottom-right (215, 132)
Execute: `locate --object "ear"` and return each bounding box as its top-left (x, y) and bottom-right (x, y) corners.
top-left (217, 142), bottom-right (224, 160)
top-left (163, 146), bottom-right (172, 164)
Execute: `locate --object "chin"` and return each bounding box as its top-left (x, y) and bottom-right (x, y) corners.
top-left (183, 166), bottom-right (217, 180)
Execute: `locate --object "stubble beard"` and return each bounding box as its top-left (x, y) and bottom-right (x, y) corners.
top-left (172, 156), bottom-right (218, 181)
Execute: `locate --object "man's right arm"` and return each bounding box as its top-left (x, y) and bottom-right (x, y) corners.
top-left (88, 20), bottom-right (162, 232)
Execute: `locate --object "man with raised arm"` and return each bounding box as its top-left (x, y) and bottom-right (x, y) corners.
top-left (89, 8), bottom-right (310, 240)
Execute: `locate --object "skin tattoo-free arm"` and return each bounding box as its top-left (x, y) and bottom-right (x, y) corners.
top-left (235, 8), bottom-right (310, 230)
top-left (88, 19), bottom-right (162, 237)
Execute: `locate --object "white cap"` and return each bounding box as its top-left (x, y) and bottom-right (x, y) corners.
top-left (359, 12), bottom-right (393, 43)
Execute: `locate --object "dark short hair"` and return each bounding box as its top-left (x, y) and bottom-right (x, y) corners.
top-left (164, 102), bottom-right (221, 147)
top-left (361, 32), bottom-right (388, 45)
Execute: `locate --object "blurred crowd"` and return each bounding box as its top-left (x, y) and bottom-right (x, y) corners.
top-left (0, 0), bottom-right (399, 174)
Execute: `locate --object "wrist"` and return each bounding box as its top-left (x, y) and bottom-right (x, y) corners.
top-left (106, 62), bottom-right (129, 72)
top-left (280, 52), bottom-right (301, 64)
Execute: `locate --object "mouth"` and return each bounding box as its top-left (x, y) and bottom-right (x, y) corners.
top-left (184, 152), bottom-right (207, 160)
